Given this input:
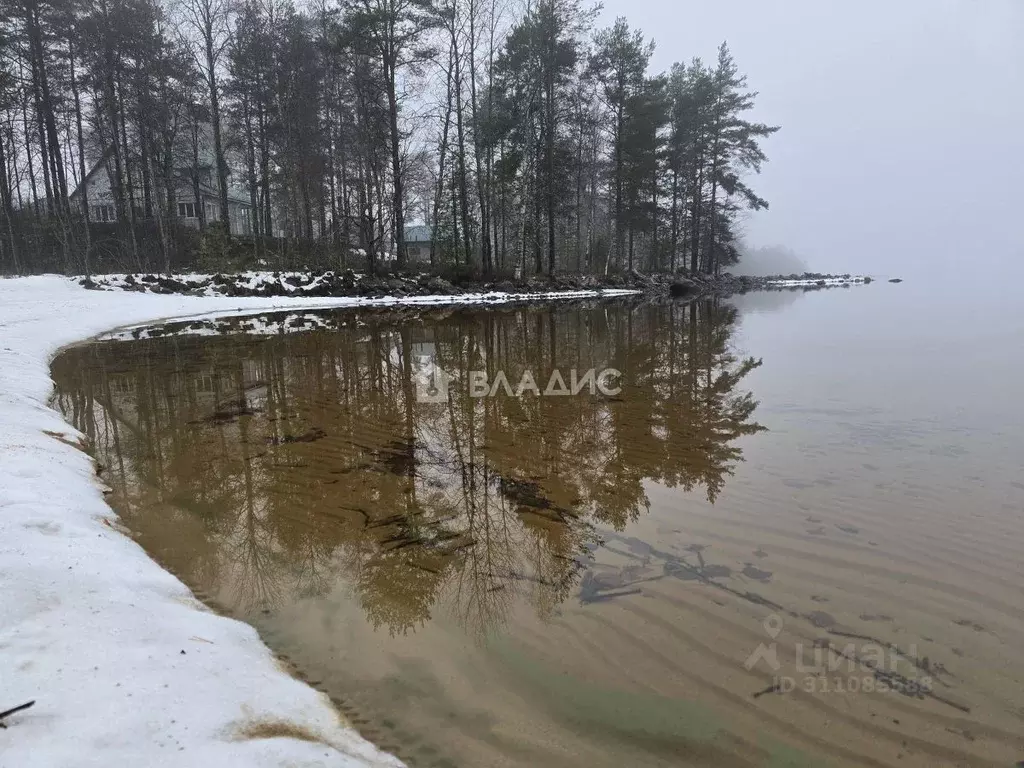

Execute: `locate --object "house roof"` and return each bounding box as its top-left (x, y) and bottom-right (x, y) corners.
top-left (405, 225), bottom-right (432, 243)
top-left (71, 121), bottom-right (250, 207)
top-left (69, 147), bottom-right (115, 201)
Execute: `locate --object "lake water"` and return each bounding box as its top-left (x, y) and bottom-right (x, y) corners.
top-left (51, 282), bottom-right (1024, 767)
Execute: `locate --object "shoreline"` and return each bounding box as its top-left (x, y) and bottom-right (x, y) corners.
top-left (0, 272), bottom-right (866, 766)
top-left (78, 268), bottom-right (871, 301)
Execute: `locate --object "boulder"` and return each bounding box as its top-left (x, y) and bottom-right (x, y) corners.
top-left (386, 278), bottom-right (409, 295)
top-left (156, 276), bottom-right (190, 293)
top-left (358, 277), bottom-right (387, 296)
top-left (425, 276), bottom-right (456, 295)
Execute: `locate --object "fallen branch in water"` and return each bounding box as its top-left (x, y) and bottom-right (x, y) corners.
top-left (0, 701), bottom-right (35, 728)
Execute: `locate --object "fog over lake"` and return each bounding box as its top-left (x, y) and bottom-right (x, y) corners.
top-left (599, 0), bottom-right (1024, 280)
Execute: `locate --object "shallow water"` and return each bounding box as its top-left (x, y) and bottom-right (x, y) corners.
top-left (52, 287), bottom-right (1024, 767)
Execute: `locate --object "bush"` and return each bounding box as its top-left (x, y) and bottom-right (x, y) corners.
top-left (196, 221), bottom-right (235, 272)
top-left (436, 261), bottom-right (484, 286)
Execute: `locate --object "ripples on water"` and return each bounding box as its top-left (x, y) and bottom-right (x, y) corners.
top-left (52, 296), bottom-right (1024, 768)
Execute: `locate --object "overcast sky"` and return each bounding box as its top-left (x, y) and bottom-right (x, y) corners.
top-left (597, 0), bottom-right (1024, 278)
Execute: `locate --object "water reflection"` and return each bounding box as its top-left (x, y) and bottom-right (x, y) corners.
top-left (53, 299), bottom-right (764, 638)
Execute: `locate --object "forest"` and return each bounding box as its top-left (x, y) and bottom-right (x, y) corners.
top-left (0, 0), bottom-right (779, 277)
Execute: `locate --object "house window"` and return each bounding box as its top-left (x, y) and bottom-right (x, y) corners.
top-left (178, 201), bottom-right (196, 218)
top-left (206, 202), bottom-right (217, 221)
top-left (92, 204), bottom-right (116, 222)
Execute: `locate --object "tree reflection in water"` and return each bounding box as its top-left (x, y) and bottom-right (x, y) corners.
top-left (52, 298), bottom-right (765, 638)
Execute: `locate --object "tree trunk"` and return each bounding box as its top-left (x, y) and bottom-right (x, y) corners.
top-left (452, 31), bottom-right (472, 266)
top-left (670, 166), bottom-right (679, 273)
top-left (689, 157), bottom-right (703, 274)
top-left (432, 44), bottom-right (455, 269)
top-left (69, 32), bottom-right (90, 274)
top-left (205, 31), bottom-right (231, 233)
top-left (545, 67), bottom-right (556, 275)
top-left (468, 0), bottom-right (492, 274)
top-left (385, 55), bottom-right (405, 268)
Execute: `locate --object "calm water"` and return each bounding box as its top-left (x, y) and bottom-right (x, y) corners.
top-left (52, 284), bottom-right (1024, 768)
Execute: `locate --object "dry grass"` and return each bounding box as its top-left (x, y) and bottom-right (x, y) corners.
top-left (42, 429), bottom-right (87, 450)
top-left (231, 718), bottom-right (327, 745)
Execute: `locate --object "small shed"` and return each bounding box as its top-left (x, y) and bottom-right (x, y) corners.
top-left (404, 225), bottom-right (434, 265)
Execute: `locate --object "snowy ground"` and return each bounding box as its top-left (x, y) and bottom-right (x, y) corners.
top-left (0, 276), bottom-right (637, 767)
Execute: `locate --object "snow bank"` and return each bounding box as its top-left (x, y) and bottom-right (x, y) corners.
top-left (0, 276), bottom-right (632, 767)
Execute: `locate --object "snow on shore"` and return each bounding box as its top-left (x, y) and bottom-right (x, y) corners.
top-left (81, 270), bottom-right (647, 300)
top-left (85, 270), bottom-right (353, 296)
top-left (0, 276), bottom-right (634, 767)
top-left (764, 276), bottom-right (868, 287)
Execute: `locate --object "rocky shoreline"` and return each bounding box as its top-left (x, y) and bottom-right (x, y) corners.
top-left (81, 269), bottom-right (871, 300)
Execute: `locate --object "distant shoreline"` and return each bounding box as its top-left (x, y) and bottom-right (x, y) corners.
top-left (79, 269), bottom-right (872, 302)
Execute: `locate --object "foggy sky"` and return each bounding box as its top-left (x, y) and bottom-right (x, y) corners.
top-left (598, 0), bottom-right (1024, 278)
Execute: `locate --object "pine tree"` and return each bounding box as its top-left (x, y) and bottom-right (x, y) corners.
top-left (703, 42), bottom-right (778, 274)
top-left (345, 0), bottom-right (438, 268)
top-left (588, 18), bottom-right (653, 270)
